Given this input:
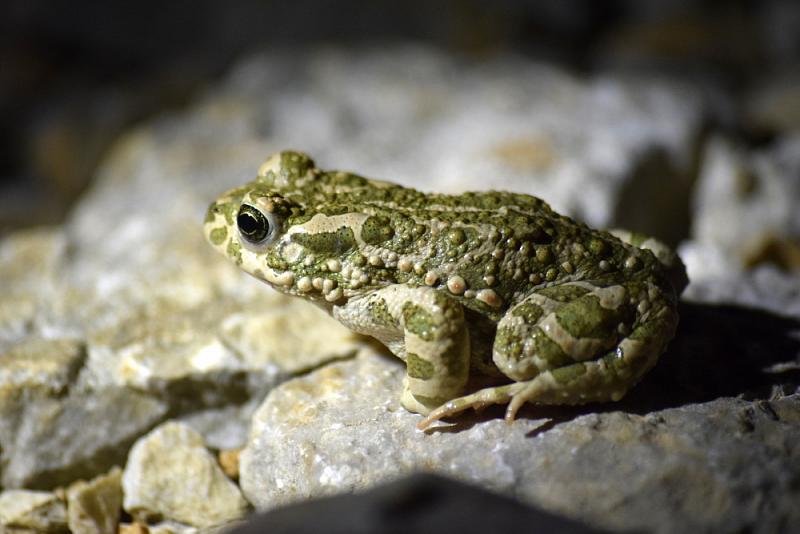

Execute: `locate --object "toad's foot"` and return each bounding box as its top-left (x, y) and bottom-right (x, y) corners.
top-left (416, 383), bottom-right (521, 430)
top-left (417, 343), bottom-right (659, 431)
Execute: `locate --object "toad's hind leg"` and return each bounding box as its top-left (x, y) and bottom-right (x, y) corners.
top-left (417, 281), bottom-right (678, 430)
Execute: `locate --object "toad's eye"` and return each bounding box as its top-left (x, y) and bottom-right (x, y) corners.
top-left (237, 204), bottom-right (277, 246)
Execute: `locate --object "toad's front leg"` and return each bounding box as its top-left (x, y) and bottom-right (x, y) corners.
top-left (333, 284), bottom-right (471, 415)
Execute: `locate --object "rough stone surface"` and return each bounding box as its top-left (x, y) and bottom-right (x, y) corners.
top-left (241, 348), bottom-right (800, 533)
top-left (1, 387), bottom-right (168, 490)
top-left (122, 421), bottom-right (250, 528)
top-left (0, 489), bottom-right (67, 532)
top-left (0, 337), bottom-right (84, 397)
top-left (66, 467), bottom-right (123, 534)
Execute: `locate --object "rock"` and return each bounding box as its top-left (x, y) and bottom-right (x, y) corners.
top-left (230, 473), bottom-right (598, 534)
top-left (0, 228), bottom-right (67, 343)
top-left (240, 350), bottom-right (800, 533)
top-left (691, 134), bottom-right (800, 272)
top-left (118, 522), bottom-right (149, 534)
top-left (122, 421), bottom-right (250, 528)
top-left (0, 489), bottom-right (67, 532)
top-left (118, 522), bottom-right (207, 534)
top-left (680, 242), bottom-right (800, 317)
top-left (1, 387), bottom-right (168, 490)
top-left (65, 467), bottom-right (123, 534)
top-left (218, 449), bottom-right (242, 481)
top-left (144, 521), bottom-right (197, 534)
top-left (744, 70), bottom-right (800, 135)
top-left (0, 337), bottom-right (84, 397)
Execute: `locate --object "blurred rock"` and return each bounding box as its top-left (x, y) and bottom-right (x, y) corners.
top-left (0, 489), bottom-right (67, 532)
top-left (118, 522), bottom-right (149, 534)
top-left (218, 449), bottom-right (242, 481)
top-left (681, 242), bottom-right (800, 318)
top-left (122, 421), bottom-right (249, 529)
top-left (690, 134), bottom-right (800, 273)
top-left (231, 473), bottom-right (600, 534)
top-left (0, 337), bottom-right (84, 397)
top-left (119, 520), bottom-right (211, 534)
top-left (0, 228), bottom-right (67, 342)
top-left (744, 70), bottom-right (800, 136)
top-left (1, 387), bottom-right (167, 490)
top-left (65, 467), bottom-right (122, 534)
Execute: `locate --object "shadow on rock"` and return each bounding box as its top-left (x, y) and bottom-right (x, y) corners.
top-left (430, 301), bottom-right (800, 434)
top-left (623, 301), bottom-right (800, 411)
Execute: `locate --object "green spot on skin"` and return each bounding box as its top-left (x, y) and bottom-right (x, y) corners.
top-left (336, 172), bottom-right (371, 188)
top-left (368, 298), bottom-right (395, 327)
top-left (511, 301), bottom-right (544, 323)
top-left (531, 327), bottom-right (571, 367)
top-left (221, 202), bottom-right (237, 226)
top-left (495, 326), bottom-right (525, 361)
top-left (447, 228), bottom-right (466, 245)
top-left (551, 362), bottom-right (587, 384)
top-left (292, 227), bottom-right (357, 256)
top-left (439, 336), bottom-right (469, 377)
top-left (402, 303), bottom-right (436, 342)
top-left (407, 353), bottom-right (435, 380)
top-left (226, 239), bottom-right (242, 264)
top-left (279, 151), bottom-right (315, 179)
top-left (556, 295), bottom-right (626, 339)
top-left (536, 246), bottom-right (554, 264)
top-left (629, 308), bottom-right (672, 341)
top-left (209, 227), bottom-right (228, 246)
top-left (204, 203), bottom-right (217, 224)
top-left (361, 216), bottom-right (395, 245)
top-left (537, 285), bottom-right (590, 303)
top-left (626, 232), bottom-right (650, 247)
top-left (588, 237), bottom-right (608, 256)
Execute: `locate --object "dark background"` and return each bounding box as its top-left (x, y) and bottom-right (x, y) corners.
top-left (2, 0), bottom-right (799, 233)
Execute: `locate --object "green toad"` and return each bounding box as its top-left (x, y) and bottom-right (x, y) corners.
top-left (205, 151), bottom-right (687, 429)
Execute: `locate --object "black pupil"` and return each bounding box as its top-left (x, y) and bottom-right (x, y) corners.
top-left (237, 205), bottom-right (269, 243)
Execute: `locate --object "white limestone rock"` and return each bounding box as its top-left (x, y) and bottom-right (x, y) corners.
top-left (691, 134), bottom-right (800, 271)
top-left (1, 387), bottom-right (167, 490)
top-left (65, 467), bottom-right (123, 534)
top-left (122, 421), bottom-right (250, 528)
top-left (240, 350), bottom-right (800, 533)
top-left (0, 489), bottom-right (67, 532)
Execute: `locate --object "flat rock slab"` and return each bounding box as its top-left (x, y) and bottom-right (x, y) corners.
top-left (240, 351), bottom-right (800, 533)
